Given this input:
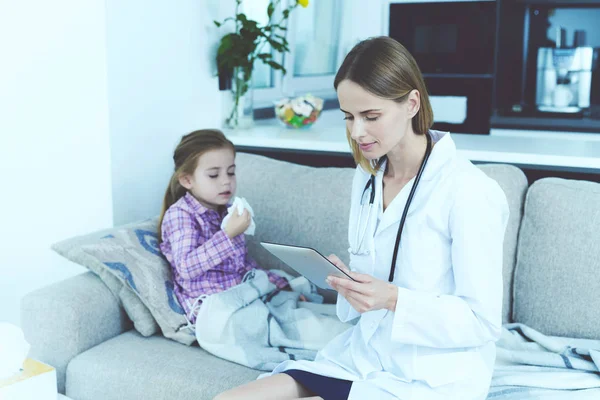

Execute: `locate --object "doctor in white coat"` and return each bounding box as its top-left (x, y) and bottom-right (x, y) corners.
top-left (215, 36), bottom-right (509, 400)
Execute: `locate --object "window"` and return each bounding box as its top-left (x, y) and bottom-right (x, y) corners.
top-left (245, 0), bottom-right (345, 108)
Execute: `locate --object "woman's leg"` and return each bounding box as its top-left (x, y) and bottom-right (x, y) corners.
top-left (213, 373), bottom-right (316, 400)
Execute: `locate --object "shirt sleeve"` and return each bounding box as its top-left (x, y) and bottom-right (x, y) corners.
top-left (164, 208), bottom-right (237, 280)
top-left (391, 176), bottom-right (509, 348)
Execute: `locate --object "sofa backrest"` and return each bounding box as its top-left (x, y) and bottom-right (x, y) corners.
top-left (476, 164), bottom-right (528, 323)
top-left (513, 178), bottom-right (600, 339)
top-left (236, 153), bottom-right (354, 303)
top-left (236, 153), bottom-right (528, 318)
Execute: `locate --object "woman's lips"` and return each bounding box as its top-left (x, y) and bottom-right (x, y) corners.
top-left (359, 142), bottom-right (375, 151)
top-left (219, 191), bottom-right (232, 196)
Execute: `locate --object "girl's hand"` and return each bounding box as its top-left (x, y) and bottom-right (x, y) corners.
top-left (281, 285), bottom-right (307, 301)
top-left (325, 257), bottom-right (398, 313)
top-left (224, 209), bottom-right (251, 238)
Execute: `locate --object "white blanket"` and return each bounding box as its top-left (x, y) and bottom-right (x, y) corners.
top-left (488, 323), bottom-right (600, 399)
top-left (194, 269), bottom-right (350, 371)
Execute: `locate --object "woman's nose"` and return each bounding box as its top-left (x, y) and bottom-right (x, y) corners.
top-left (350, 120), bottom-right (366, 141)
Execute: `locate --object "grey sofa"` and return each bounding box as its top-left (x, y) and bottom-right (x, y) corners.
top-left (21, 152), bottom-right (600, 400)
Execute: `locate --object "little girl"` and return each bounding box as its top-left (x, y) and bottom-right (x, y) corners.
top-left (158, 129), bottom-right (290, 324)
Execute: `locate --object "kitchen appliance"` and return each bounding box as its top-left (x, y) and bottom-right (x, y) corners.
top-left (388, 0), bottom-right (498, 134)
top-left (388, 1), bottom-right (497, 75)
top-left (536, 44), bottom-right (598, 114)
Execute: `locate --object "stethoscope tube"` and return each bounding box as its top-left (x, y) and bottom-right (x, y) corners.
top-left (387, 131), bottom-right (433, 282)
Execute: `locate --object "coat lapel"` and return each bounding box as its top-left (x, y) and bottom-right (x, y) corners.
top-left (375, 131), bottom-right (455, 238)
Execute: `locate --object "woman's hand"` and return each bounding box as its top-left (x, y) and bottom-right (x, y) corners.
top-left (326, 254), bottom-right (398, 313)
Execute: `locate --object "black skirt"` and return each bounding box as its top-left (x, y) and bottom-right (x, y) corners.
top-left (283, 369), bottom-right (353, 400)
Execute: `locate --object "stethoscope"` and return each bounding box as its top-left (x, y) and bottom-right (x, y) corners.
top-left (352, 131), bottom-right (433, 282)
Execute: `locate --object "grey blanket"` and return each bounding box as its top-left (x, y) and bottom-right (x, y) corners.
top-left (193, 269), bottom-right (350, 371)
top-left (488, 323), bottom-right (600, 399)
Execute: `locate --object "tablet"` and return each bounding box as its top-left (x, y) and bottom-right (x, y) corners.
top-left (260, 241), bottom-right (356, 290)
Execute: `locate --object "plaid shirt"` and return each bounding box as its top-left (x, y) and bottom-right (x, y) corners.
top-left (159, 192), bottom-right (289, 322)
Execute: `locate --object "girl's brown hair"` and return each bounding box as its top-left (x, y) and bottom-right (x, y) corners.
top-left (334, 36), bottom-right (434, 175)
top-left (158, 129), bottom-right (235, 242)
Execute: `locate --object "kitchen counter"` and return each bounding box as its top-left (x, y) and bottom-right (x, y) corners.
top-left (224, 110), bottom-right (600, 174)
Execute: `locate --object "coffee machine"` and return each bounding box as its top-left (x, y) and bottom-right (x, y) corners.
top-left (536, 29), bottom-right (598, 114)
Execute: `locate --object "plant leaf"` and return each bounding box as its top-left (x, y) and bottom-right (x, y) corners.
top-left (257, 53), bottom-right (273, 60)
top-left (267, 2), bottom-right (275, 18)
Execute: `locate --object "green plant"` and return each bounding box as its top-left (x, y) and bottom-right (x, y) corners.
top-left (214, 0), bottom-right (308, 127)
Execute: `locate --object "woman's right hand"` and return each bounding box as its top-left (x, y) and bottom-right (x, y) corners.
top-left (224, 209), bottom-right (251, 238)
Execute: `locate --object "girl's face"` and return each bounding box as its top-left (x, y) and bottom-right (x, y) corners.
top-left (337, 79), bottom-right (419, 161)
top-left (179, 148), bottom-right (236, 210)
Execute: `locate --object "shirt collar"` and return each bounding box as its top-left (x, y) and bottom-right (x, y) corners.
top-left (376, 130), bottom-right (455, 183)
top-left (183, 192), bottom-right (222, 218)
top-left (420, 130), bottom-right (455, 181)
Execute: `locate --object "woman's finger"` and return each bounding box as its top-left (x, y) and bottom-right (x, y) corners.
top-left (327, 254), bottom-right (342, 267)
top-left (339, 290), bottom-right (366, 313)
top-left (327, 275), bottom-right (369, 295)
top-left (327, 254), bottom-right (350, 273)
top-left (348, 271), bottom-right (371, 283)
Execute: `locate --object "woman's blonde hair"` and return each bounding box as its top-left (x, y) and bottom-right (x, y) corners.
top-left (334, 36), bottom-right (434, 175)
top-left (158, 129), bottom-right (235, 242)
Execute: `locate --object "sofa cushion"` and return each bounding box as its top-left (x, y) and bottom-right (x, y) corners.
top-left (53, 218), bottom-right (197, 345)
top-left (52, 220), bottom-right (159, 338)
top-left (513, 178), bottom-right (600, 339)
top-left (477, 164), bottom-right (528, 323)
top-left (66, 331), bottom-right (261, 400)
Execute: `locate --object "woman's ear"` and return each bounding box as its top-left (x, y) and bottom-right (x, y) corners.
top-left (178, 173), bottom-right (193, 190)
top-left (407, 89), bottom-right (421, 118)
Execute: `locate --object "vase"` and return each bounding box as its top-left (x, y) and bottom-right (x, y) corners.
top-left (225, 67), bottom-right (254, 129)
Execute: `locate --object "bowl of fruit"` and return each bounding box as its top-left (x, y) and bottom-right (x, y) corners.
top-left (274, 95), bottom-right (324, 129)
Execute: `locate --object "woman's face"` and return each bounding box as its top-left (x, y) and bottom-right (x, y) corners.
top-left (337, 79), bottom-right (419, 161)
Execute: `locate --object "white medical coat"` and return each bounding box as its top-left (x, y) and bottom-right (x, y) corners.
top-left (263, 131), bottom-right (510, 400)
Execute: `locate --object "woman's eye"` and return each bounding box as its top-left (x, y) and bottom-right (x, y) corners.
top-left (343, 116), bottom-right (354, 121)
top-left (227, 172), bottom-right (235, 177)
top-left (209, 175), bottom-right (218, 179)
top-left (366, 116), bottom-right (379, 122)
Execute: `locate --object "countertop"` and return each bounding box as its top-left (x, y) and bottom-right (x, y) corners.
top-left (224, 110), bottom-right (600, 173)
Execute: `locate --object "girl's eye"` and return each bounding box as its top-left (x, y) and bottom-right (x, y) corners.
top-left (366, 116), bottom-right (379, 121)
top-left (209, 175), bottom-right (218, 179)
top-left (343, 115), bottom-right (353, 121)
top-left (227, 172), bottom-right (235, 177)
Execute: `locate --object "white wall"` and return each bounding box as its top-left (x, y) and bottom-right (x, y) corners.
top-left (0, 0), bottom-right (228, 327)
top-left (106, 0), bottom-right (225, 226)
top-left (0, 0), bottom-right (114, 326)
top-left (0, 0), bottom-right (382, 327)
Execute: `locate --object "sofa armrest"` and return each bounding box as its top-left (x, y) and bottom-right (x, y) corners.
top-left (21, 272), bottom-right (132, 393)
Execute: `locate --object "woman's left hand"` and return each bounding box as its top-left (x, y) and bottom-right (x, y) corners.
top-left (326, 272), bottom-right (398, 313)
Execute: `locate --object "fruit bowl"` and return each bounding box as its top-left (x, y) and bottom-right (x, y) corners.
top-left (274, 95), bottom-right (324, 129)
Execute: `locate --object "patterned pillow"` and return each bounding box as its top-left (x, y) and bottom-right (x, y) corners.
top-left (52, 218), bottom-right (196, 345)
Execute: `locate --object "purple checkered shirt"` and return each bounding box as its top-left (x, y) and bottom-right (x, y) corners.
top-left (159, 192), bottom-right (289, 322)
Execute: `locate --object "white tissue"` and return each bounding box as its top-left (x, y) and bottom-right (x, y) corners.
top-left (220, 197), bottom-right (256, 236)
top-left (0, 323), bottom-right (30, 379)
